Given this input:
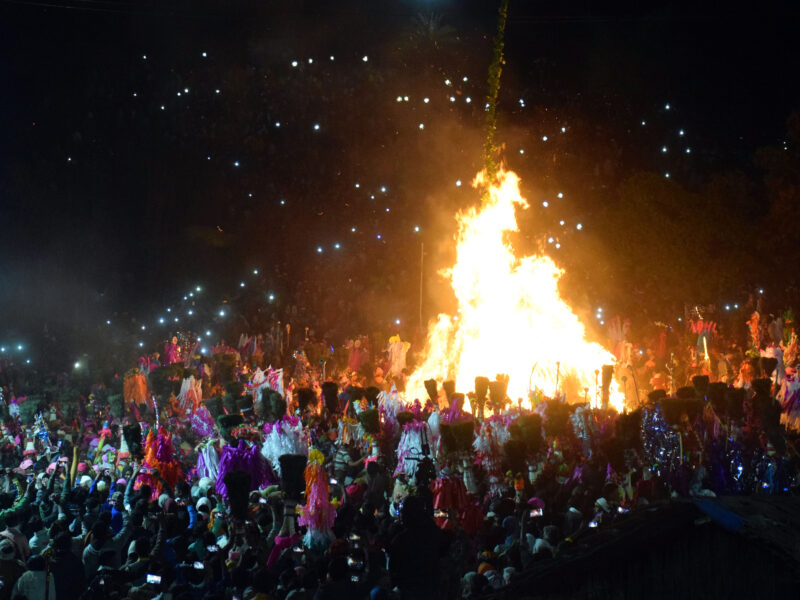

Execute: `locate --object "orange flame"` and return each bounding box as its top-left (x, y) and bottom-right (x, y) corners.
top-left (407, 169), bottom-right (623, 411)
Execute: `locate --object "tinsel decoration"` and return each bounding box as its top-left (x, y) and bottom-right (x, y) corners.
top-left (395, 420), bottom-right (429, 479)
top-left (189, 403), bottom-right (216, 439)
top-left (177, 376), bottom-right (202, 414)
top-left (779, 370), bottom-right (800, 431)
top-left (378, 387), bottom-right (404, 439)
top-left (123, 372), bottom-right (148, 408)
top-left (196, 440), bottom-right (220, 481)
top-left (261, 415), bottom-right (308, 476)
top-left (641, 403), bottom-right (680, 479)
top-left (138, 427), bottom-right (183, 500)
top-left (569, 406), bottom-right (593, 457)
top-left (216, 440), bottom-right (275, 499)
top-left (473, 416), bottom-right (511, 497)
top-left (297, 448), bottom-right (335, 551)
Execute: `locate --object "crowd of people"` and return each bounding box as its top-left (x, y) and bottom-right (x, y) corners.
top-left (0, 302), bottom-right (798, 600)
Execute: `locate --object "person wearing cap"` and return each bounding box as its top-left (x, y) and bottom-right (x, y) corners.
top-left (0, 538), bottom-right (25, 600)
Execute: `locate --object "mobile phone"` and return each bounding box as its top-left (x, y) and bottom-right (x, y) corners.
top-left (617, 506), bottom-right (629, 514)
top-left (434, 509), bottom-right (447, 518)
top-left (146, 574), bottom-right (161, 584)
top-left (348, 533), bottom-right (360, 541)
top-left (588, 520), bottom-right (598, 528)
top-left (258, 498), bottom-right (267, 504)
top-left (329, 477), bottom-right (337, 485)
top-left (346, 556), bottom-right (363, 569)
top-left (99, 578), bottom-right (105, 586)
top-left (207, 545), bottom-right (218, 553)
top-left (351, 575), bottom-right (360, 583)
top-left (292, 546), bottom-right (303, 554)
top-left (530, 508), bottom-right (543, 517)
top-left (193, 561), bottom-right (204, 569)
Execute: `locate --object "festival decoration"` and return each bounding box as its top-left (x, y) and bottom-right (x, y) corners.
top-left (139, 427), bottom-right (183, 499)
top-left (297, 448), bottom-right (335, 551)
top-left (196, 440), bottom-right (220, 481)
top-left (215, 439), bottom-right (274, 499)
top-left (261, 416), bottom-right (308, 476)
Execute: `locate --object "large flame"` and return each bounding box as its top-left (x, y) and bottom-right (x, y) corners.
top-left (407, 169), bottom-right (623, 411)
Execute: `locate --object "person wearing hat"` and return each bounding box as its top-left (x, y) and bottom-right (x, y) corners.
top-left (0, 538), bottom-right (25, 600)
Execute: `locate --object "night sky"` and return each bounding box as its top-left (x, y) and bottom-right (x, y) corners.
top-left (1, 0), bottom-right (798, 370)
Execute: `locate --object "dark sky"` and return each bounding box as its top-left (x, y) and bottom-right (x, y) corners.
top-left (1, 0), bottom-right (798, 366)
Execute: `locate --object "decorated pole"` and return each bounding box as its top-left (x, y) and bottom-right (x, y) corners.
top-left (483, 0), bottom-right (510, 183)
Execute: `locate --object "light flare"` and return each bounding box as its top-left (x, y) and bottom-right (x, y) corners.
top-left (407, 169), bottom-right (623, 411)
